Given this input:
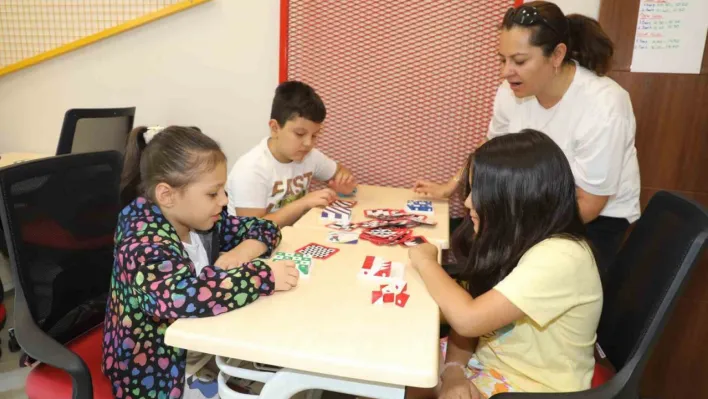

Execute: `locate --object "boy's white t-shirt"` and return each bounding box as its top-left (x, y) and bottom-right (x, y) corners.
top-left (226, 137), bottom-right (338, 215)
top-left (182, 231), bottom-right (213, 377)
top-left (488, 62), bottom-right (641, 223)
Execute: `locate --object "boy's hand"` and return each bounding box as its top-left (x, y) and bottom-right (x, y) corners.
top-left (328, 179), bottom-right (357, 195)
top-left (329, 165), bottom-right (357, 195)
top-left (303, 188), bottom-right (337, 209)
top-left (333, 164), bottom-right (355, 185)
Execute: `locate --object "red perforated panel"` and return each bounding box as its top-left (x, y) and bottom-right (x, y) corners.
top-left (282, 1), bottom-right (515, 217)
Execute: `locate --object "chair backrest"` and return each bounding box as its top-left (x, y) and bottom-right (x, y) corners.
top-left (597, 191), bottom-right (708, 396)
top-left (0, 151), bottom-right (122, 346)
top-left (56, 107), bottom-right (136, 155)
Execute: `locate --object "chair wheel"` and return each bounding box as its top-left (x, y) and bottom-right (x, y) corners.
top-left (8, 329), bottom-right (20, 353)
top-left (8, 339), bottom-right (20, 353)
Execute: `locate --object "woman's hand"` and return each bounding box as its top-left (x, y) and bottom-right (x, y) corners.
top-left (413, 180), bottom-right (455, 199)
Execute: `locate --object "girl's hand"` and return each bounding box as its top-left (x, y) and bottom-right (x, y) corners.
top-left (439, 375), bottom-right (482, 399)
top-left (408, 243), bottom-right (439, 270)
top-left (214, 240), bottom-right (268, 269)
top-left (215, 252), bottom-right (251, 270)
top-left (269, 260), bottom-right (299, 291)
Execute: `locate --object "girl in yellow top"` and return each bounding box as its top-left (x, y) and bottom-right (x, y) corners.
top-left (409, 129), bottom-right (602, 399)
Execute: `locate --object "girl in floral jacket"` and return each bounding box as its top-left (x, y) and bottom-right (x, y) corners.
top-left (103, 126), bottom-right (298, 399)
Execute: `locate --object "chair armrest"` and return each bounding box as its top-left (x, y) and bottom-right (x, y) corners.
top-left (13, 284), bottom-right (94, 399)
top-left (492, 386), bottom-right (612, 399)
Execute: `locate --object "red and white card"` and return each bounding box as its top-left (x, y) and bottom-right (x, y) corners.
top-left (408, 214), bottom-right (437, 226)
top-left (326, 222), bottom-right (357, 231)
top-left (360, 227), bottom-right (413, 246)
top-left (358, 255), bottom-right (404, 281)
top-left (402, 235), bottom-right (428, 247)
top-left (372, 279), bottom-right (410, 308)
top-left (364, 209), bottom-right (409, 220)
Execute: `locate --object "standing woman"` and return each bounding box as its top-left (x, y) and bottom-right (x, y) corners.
top-left (414, 1), bottom-right (640, 274)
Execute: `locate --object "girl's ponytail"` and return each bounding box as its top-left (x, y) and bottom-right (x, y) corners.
top-left (120, 125), bottom-right (226, 207)
top-left (120, 126), bottom-right (148, 206)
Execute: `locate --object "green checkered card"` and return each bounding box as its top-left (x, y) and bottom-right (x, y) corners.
top-left (272, 251), bottom-right (313, 277)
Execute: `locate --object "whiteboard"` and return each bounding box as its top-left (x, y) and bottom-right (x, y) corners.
top-left (631, 0), bottom-right (708, 74)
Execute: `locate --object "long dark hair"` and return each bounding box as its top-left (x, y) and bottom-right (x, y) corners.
top-left (502, 1), bottom-right (614, 76)
top-left (452, 129), bottom-right (588, 297)
top-left (120, 126), bottom-right (226, 206)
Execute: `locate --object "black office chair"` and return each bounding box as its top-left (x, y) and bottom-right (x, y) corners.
top-left (493, 191), bottom-right (708, 398)
top-left (56, 107), bottom-right (135, 155)
top-left (0, 151), bottom-right (123, 399)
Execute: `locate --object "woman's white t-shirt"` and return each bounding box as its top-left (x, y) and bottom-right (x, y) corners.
top-left (488, 63), bottom-right (641, 223)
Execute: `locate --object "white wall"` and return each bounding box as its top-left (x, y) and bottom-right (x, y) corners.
top-left (0, 0), bottom-right (602, 166)
top-left (0, 0), bottom-right (280, 168)
top-left (525, 0), bottom-right (601, 20)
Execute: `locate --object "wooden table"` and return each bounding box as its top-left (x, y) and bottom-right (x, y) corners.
top-left (0, 152), bottom-right (49, 168)
top-left (295, 184), bottom-right (451, 249)
top-left (165, 226), bottom-right (440, 398)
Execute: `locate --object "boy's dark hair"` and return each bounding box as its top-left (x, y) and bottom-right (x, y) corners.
top-left (120, 126), bottom-right (226, 206)
top-left (452, 129), bottom-right (590, 297)
top-left (270, 81), bottom-right (326, 127)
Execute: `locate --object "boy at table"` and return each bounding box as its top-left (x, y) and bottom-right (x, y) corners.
top-left (226, 81), bottom-right (357, 226)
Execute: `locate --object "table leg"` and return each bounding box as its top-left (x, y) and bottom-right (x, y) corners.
top-left (260, 369), bottom-right (405, 399)
top-left (217, 361), bottom-right (406, 399)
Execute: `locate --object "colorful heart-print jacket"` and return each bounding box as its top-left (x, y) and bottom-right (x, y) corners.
top-left (102, 197), bottom-right (281, 399)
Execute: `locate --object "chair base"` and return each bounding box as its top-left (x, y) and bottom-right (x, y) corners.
top-left (26, 324), bottom-right (113, 399)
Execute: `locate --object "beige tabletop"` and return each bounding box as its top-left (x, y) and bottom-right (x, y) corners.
top-left (0, 152), bottom-right (49, 168)
top-left (165, 226), bottom-right (440, 388)
top-left (294, 184), bottom-right (451, 249)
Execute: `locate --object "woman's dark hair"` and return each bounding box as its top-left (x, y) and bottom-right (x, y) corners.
top-left (120, 126), bottom-right (226, 206)
top-left (502, 1), bottom-right (614, 76)
top-left (452, 129), bottom-right (588, 297)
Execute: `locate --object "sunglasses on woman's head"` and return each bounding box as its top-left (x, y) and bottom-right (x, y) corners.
top-left (504, 5), bottom-right (563, 39)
